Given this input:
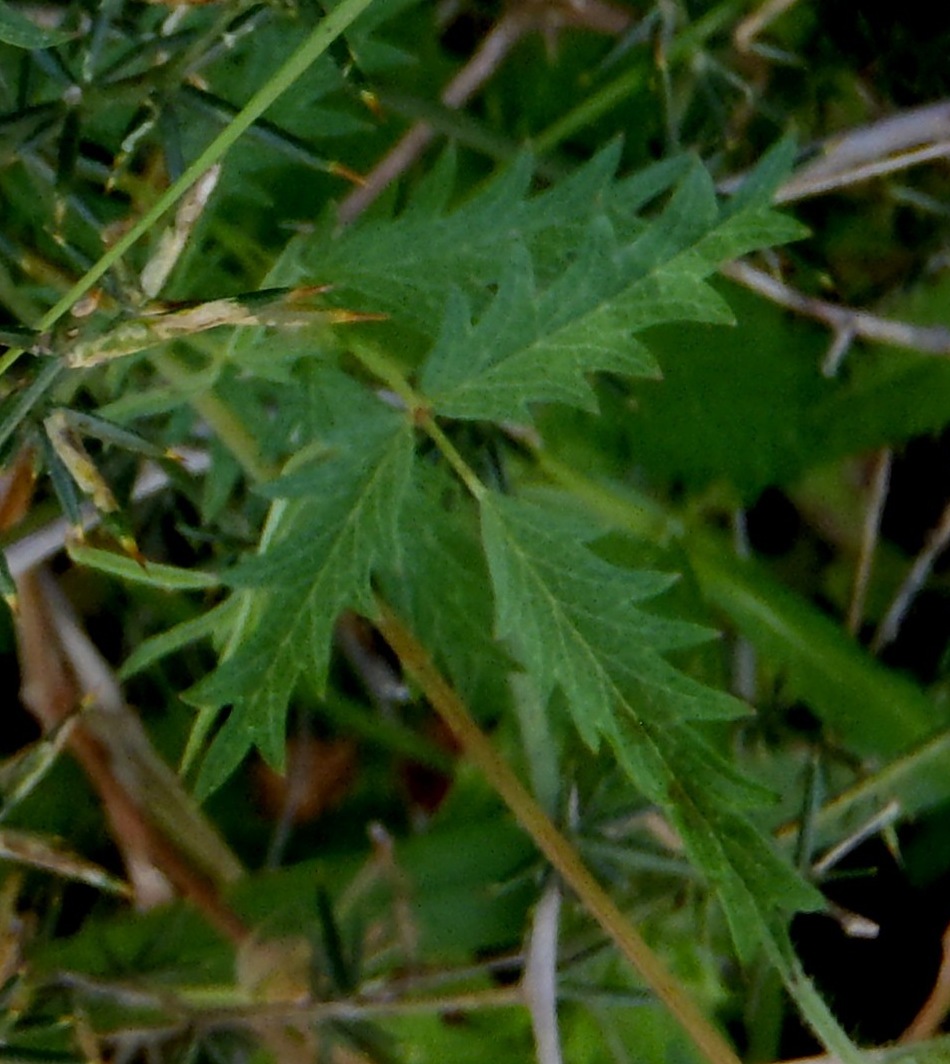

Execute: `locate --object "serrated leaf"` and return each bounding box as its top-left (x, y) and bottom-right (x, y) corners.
top-left (186, 373), bottom-right (414, 797)
top-left (725, 134), bottom-right (799, 213)
top-left (480, 495), bottom-right (740, 746)
top-left (284, 145), bottom-right (628, 328)
top-left (479, 493), bottom-right (823, 961)
top-left (608, 153), bottom-right (696, 219)
top-left (119, 601), bottom-right (237, 681)
top-left (420, 233), bottom-right (662, 421)
top-left (419, 161), bottom-right (802, 422)
top-left (617, 162), bottom-right (720, 276)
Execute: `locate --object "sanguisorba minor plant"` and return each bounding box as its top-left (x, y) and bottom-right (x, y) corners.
top-left (3, 0), bottom-right (949, 1062)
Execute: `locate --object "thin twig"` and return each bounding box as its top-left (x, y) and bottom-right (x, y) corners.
top-left (871, 496), bottom-right (950, 655)
top-left (3, 445), bottom-right (245, 937)
top-left (720, 261), bottom-right (950, 358)
top-left (847, 450), bottom-right (892, 637)
top-left (68, 983), bottom-right (525, 1060)
top-left (0, 0), bottom-right (379, 378)
top-left (337, 7), bottom-right (533, 224)
top-left (899, 917), bottom-right (950, 1042)
top-left (779, 1047), bottom-right (949, 1064)
top-left (525, 880), bottom-right (564, 1064)
top-left (779, 140), bottom-right (950, 204)
top-left (15, 569), bottom-right (247, 934)
top-left (733, 0), bottom-right (801, 55)
top-left (820, 325), bottom-right (855, 378)
top-left (197, 984), bottom-right (524, 1032)
top-left (787, 100), bottom-right (950, 183)
top-left (717, 98), bottom-right (950, 204)
top-left (810, 801), bottom-right (902, 880)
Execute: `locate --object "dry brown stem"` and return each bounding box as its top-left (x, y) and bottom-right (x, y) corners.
top-left (899, 916), bottom-right (950, 1041)
top-left (1, 447), bottom-right (245, 942)
top-left (13, 568), bottom-right (249, 942)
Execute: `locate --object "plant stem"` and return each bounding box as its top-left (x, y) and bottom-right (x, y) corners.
top-left (417, 414), bottom-right (487, 501)
top-left (349, 339), bottom-right (488, 500)
top-left (376, 601), bottom-right (743, 1064)
top-left (349, 338), bottom-right (420, 412)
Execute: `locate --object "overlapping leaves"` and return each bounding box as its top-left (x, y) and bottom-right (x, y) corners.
top-left (282, 143), bottom-right (687, 326)
top-left (190, 147), bottom-right (825, 968)
top-left (285, 138), bottom-right (803, 346)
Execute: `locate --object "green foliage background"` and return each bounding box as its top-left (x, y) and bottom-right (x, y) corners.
top-left (1, 1), bottom-right (950, 1061)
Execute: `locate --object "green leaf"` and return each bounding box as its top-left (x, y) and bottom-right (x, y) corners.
top-left (601, 282), bottom-right (830, 498)
top-left (418, 162), bottom-right (804, 422)
top-left (479, 495), bottom-right (735, 740)
top-left (119, 601), bottom-right (237, 681)
top-left (724, 135), bottom-right (799, 213)
top-left (68, 545), bottom-right (221, 591)
top-left (419, 233), bottom-right (663, 421)
top-left (477, 494), bottom-right (859, 1053)
top-left (0, 0), bottom-right (71, 49)
top-left (284, 144), bottom-right (633, 328)
top-left (186, 371), bottom-right (414, 797)
top-left (0, 359), bottom-right (63, 457)
top-left (479, 493), bottom-right (822, 960)
top-left (538, 449), bottom-right (939, 763)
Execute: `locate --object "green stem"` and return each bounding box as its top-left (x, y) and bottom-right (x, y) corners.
top-left (418, 415), bottom-right (486, 501)
top-left (377, 602), bottom-right (742, 1064)
top-left (349, 339), bottom-right (487, 501)
top-left (151, 352), bottom-right (278, 484)
top-left (349, 339), bottom-right (420, 412)
top-left (1, 0), bottom-right (377, 377)
top-left (534, 449), bottom-right (679, 543)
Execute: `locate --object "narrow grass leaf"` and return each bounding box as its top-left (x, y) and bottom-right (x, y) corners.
top-left (68, 545), bottom-right (221, 592)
